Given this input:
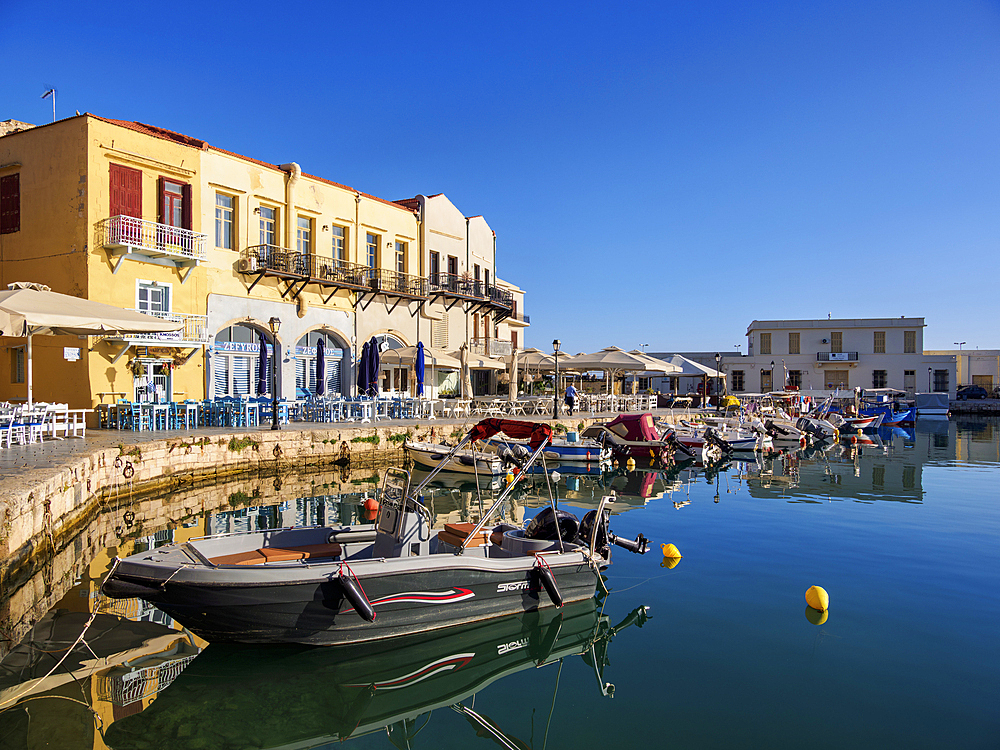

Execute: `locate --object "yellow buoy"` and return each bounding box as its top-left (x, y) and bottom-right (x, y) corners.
top-left (626, 457), bottom-right (636, 471)
top-left (661, 543), bottom-right (682, 558)
top-left (660, 556), bottom-right (681, 569)
top-left (804, 605), bottom-right (829, 625)
top-left (505, 471), bottom-right (515, 485)
top-left (805, 585), bottom-right (829, 612)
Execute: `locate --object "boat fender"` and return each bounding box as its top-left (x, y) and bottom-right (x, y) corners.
top-left (339, 567), bottom-right (376, 622)
top-left (531, 612), bottom-right (564, 664)
top-left (535, 559), bottom-right (563, 607)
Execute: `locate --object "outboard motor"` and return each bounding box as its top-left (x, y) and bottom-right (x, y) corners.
top-left (580, 508), bottom-right (611, 555)
top-left (764, 419), bottom-right (791, 437)
top-left (703, 427), bottom-right (734, 455)
top-left (499, 443), bottom-right (531, 470)
top-left (524, 507), bottom-right (580, 542)
top-left (662, 429), bottom-right (696, 458)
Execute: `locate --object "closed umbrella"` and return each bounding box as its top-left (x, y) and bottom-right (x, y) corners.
top-left (357, 341), bottom-right (370, 397)
top-left (508, 349), bottom-right (519, 402)
top-left (460, 343), bottom-right (473, 399)
top-left (0, 282), bottom-right (183, 407)
top-left (367, 337), bottom-right (380, 396)
top-left (316, 338), bottom-right (326, 396)
top-left (416, 341), bottom-right (425, 397)
top-left (257, 332), bottom-right (268, 395)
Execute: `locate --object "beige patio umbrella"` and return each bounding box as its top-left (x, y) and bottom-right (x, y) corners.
top-left (508, 349), bottom-right (519, 402)
top-left (0, 282), bottom-right (183, 407)
top-left (380, 344), bottom-right (463, 399)
top-left (569, 346), bottom-right (678, 394)
top-left (459, 343), bottom-right (474, 399)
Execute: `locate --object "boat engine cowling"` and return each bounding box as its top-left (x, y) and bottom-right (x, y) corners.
top-left (524, 507), bottom-right (580, 542)
top-left (703, 427), bottom-right (734, 455)
top-left (580, 508), bottom-right (611, 555)
top-left (499, 443), bottom-right (531, 469)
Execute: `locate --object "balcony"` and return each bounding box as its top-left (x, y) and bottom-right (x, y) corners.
top-left (471, 338), bottom-right (513, 358)
top-left (240, 245), bottom-right (426, 306)
top-left (118, 310), bottom-right (210, 346)
top-left (816, 352), bottom-right (859, 362)
top-left (100, 216), bottom-right (207, 281)
top-left (506, 311), bottom-right (530, 325)
top-left (427, 273), bottom-right (514, 321)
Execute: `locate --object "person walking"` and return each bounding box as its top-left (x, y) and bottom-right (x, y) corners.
top-left (564, 383), bottom-right (578, 415)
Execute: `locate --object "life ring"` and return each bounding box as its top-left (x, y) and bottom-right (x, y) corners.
top-left (799, 436), bottom-right (807, 449)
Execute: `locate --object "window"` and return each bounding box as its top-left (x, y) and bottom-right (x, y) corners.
top-left (137, 281), bottom-right (170, 314)
top-left (215, 193), bottom-right (234, 249)
top-left (904, 331), bottom-right (916, 354)
top-left (788, 370), bottom-right (802, 389)
top-left (447, 255), bottom-right (458, 277)
top-left (10, 346), bottom-right (24, 384)
top-left (872, 369), bottom-right (887, 388)
top-left (366, 233), bottom-right (378, 268)
top-left (485, 269), bottom-right (491, 288)
top-left (731, 370), bottom-right (745, 392)
top-left (332, 225), bottom-right (346, 264)
top-left (873, 331), bottom-right (885, 354)
top-left (0, 173), bottom-right (19, 234)
top-left (933, 369), bottom-right (949, 393)
top-left (831, 332), bottom-right (843, 353)
top-left (474, 263), bottom-right (480, 281)
top-left (159, 179), bottom-right (189, 229)
top-left (432, 313), bottom-right (448, 348)
top-left (788, 332), bottom-right (799, 355)
top-left (511, 330), bottom-right (518, 350)
top-left (259, 206), bottom-right (277, 247)
top-left (429, 251), bottom-right (440, 283)
top-left (395, 241), bottom-right (406, 274)
top-left (759, 332), bottom-right (771, 355)
top-left (296, 216), bottom-right (312, 254)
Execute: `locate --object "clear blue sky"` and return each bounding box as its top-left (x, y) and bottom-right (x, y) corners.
top-left (3, 0), bottom-right (998, 353)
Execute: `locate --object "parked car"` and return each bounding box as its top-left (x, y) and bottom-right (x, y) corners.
top-left (956, 384), bottom-right (988, 400)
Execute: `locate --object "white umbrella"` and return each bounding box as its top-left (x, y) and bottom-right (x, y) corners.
top-left (508, 349), bottom-right (519, 402)
top-left (0, 282), bottom-right (183, 406)
top-left (569, 346), bottom-right (677, 394)
top-left (459, 343), bottom-right (474, 399)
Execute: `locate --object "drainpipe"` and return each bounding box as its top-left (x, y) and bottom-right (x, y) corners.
top-left (278, 162), bottom-right (301, 250)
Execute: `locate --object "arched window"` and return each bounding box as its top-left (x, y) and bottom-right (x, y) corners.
top-left (295, 330), bottom-right (346, 397)
top-left (212, 324), bottom-right (271, 398)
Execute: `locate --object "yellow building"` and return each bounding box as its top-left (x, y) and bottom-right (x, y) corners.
top-left (0, 115), bottom-right (527, 415)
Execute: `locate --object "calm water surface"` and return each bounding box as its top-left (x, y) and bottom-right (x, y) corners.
top-left (2, 418), bottom-right (998, 749)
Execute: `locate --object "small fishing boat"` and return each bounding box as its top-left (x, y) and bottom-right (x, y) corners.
top-left (581, 413), bottom-right (698, 464)
top-left (480, 433), bottom-right (612, 464)
top-left (404, 440), bottom-right (504, 475)
top-left (102, 419), bottom-right (650, 646)
top-left (858, 388), bottom-right (915, 425)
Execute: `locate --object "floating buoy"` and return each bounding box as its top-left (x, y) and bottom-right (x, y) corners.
top-left (805, 585), bottom-right (829, 612)
top-left (364, 497), bottom-right (379, 513)
top-left (505, 470), bottom-right (515, 484)
top-left (805, 605), bottom-right (829, 626)
top-left (661, 543), bottom-right (682, 558)
top-left (626, 457), bottom-right (636, 471)
top-left (660, 556), bottom-right (681, 569)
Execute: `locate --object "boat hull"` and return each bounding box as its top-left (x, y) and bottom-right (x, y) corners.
top-left (104, 552), bottom-right (601, 646)
top-left (405, 442), bottom-right (503, 475)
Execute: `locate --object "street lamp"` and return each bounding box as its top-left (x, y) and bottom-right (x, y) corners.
top-left (954, 342), bottom-right (966, 350)
top-left (269, 316), bottom-right (281, 431)
top-left (715, 353), bottom-right (720, 413)
top-left (928, 367), bottom-right (932, 392)
top-left (552, 339), bottom-right (561, 419)
top-left (639, 343), bottom-right (649, 352)
top-left (770, 360), bottom-right (775, 393)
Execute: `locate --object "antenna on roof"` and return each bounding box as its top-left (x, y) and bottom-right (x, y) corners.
top-left (41, 89), bottom-right (55, 122)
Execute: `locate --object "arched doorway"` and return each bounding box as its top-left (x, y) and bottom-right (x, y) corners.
top-left (211, 323), bottom-right (275, 398)
top-left (295, 330), bottom-right (348, 398)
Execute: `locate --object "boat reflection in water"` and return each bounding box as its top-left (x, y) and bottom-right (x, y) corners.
top-left (105, 596), bottom-right (649, 750)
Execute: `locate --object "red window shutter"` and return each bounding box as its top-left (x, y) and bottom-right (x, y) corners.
top-left (1, 173), bottom-right (21, 234)
top-left (109, 164), bottom-right (142, 218)
top-left (181, 183), bottom-right (192, 230)
top-left (157, 176), bottom-right (165, 224)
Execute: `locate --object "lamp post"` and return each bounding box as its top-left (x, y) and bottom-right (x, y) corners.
top-left (552, 339), bottom-right (561, 419)
top-left (770, 360), bottom-right (775, 393)
top-left (954, 342), bottom-right (965, 350)
top-left (928, 367), bottom-right (932, 392)
top-left (715, 353), bottom-right (720, 413)
top-left (269, 316), bottom-right (281, 431)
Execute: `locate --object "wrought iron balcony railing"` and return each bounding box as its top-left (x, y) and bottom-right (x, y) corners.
top-left (241, 246), bottom-right (427, 299)
top-left (100, 215), bottom-right (208, 267)
top-left (427, 273), bottom-right (514, 310)
top-left (816, 352), bottom-right (859, 362)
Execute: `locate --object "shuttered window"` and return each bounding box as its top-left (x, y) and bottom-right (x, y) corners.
top-left (109, 164), bottom-right (142, 219)
top-left (213, 356), bottom-right (230, 398)
top-left (759, 332), bottom-right (771, 355)
top-left (432, 314), bottom-right (449, 349)
top-left (831, 332), bottom-right (843, 353)
top-left (788, 332), bottom-right (799, 355)
top-left (1, 173), bottom-right (21, 234)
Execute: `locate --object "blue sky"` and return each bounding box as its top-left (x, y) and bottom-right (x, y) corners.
top-left (2, 0), bottom-right (998, 353)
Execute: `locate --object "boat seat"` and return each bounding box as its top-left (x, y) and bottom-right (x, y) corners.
top-left (210, 542), bottom-right (342, 566)
top-left (438, 522), bottom-right (489, 549)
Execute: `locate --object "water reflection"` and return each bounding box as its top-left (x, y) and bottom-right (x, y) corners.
top-left (103, 597), bottom-right (649, 750)
top-left (2, 418), bottom-right (999, 749)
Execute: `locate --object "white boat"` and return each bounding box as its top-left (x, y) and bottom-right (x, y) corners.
top-left (405, 440), bottom-right (504, 475)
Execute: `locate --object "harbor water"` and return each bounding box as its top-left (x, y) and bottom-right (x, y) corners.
top-left (1, 417), bottom-right (998, 749)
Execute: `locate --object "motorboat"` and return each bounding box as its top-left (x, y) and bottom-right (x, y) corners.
top-left (404, 440), bottom-right (504, 475)
top-left (480, 432), bottom-right (612, 464)
top-left (580, 413), bottom-right (697, 465)
top-left (104, 596), bottom-right (650, 750)
top-left (858, 388), bottom-right (915, 425)
top-left (667, 418), bottom-right (771, 453)
top-left (102, 419), bottom-right (650, 646)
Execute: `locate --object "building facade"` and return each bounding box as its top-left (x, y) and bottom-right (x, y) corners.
top-left (0, 115), bottom-right (527, 413)
top-left (725, 318), bottom-right (957, 396)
